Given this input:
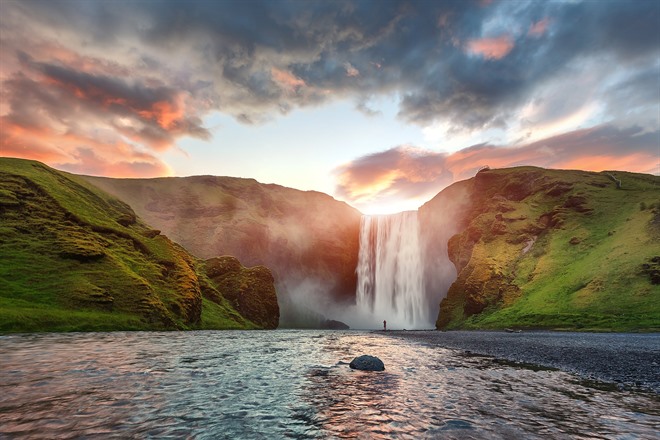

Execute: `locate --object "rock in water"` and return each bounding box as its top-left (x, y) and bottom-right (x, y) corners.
top-left (321, 319), bottom-right (350, 330)
top-left (349, 355), bottom-right (385, 371)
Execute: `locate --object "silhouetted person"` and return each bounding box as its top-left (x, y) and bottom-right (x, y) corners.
top-left (383, 320), bottom-right (387, 331)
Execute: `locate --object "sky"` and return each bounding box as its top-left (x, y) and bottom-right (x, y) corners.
top-left (1, 0), bottom-right (658, 214)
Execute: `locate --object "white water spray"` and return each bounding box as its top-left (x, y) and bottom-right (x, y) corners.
top-left (355, 211), bottom-right (428, 329)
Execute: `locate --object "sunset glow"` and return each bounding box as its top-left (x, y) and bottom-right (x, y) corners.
top-left (0, 0), bottom-right (657, 213)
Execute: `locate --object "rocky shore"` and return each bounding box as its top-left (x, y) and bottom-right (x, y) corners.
top-left (385, 330), bottom-right (660, 393)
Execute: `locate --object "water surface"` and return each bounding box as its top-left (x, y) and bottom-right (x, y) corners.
top-left (1, 330), bottom-right (658, 439)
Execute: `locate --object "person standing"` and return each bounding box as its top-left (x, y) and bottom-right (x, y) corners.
top-left (383, 320), bottom-right (387, 331)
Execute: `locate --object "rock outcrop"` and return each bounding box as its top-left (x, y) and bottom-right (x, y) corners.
top-left (205, 256), bottom-right (280, 329)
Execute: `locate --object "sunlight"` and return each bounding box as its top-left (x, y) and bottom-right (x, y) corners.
top-left (359, 198), bottom-right (423, 216)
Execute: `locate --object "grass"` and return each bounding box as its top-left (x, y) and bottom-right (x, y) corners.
top-left (0, 158), bottom-right (259, 333)
top-left (195, 297), bottom-right (259, 330)
top-left (0, 303), bottom-right (146, 333)
top-left (436, 167), bottom-right (660, 331)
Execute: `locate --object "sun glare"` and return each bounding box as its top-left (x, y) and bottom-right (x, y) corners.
top-left (360, 198), bottom-right (423, 216)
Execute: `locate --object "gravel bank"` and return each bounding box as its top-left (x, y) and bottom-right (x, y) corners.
top-left (384, 330), bottom-right (660, 393)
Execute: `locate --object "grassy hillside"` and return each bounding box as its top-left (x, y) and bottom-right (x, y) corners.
top-left (85, 174), bottom-right (361, 327)
top-left (421, 167), bottom-right (660, 331)
top-left (0, 158), bottom-right (263, 332)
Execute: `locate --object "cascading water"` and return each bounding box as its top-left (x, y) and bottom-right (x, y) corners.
top-left (355, 211), bottom-right (429, 329)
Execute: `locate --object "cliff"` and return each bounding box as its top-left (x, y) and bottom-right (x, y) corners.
top-left (0, 158), bottom-right (276, 332)
top-left (421, 166), bottom-right (660, 331)
top-left (85, 174), bottom-right (362, 327)
top-left (204, 256), bottom-right (279, 329)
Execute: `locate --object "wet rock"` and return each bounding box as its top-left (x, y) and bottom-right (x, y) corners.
top-left (349, 355), bottom-right (385, 371)
top-left (321, 319), bottom-right (350, 330)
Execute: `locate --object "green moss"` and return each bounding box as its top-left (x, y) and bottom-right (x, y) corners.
top-left (204, 256), bottom-right (280, 329)
top-left (195, 297), bottom-right (258, 330)
top-left (0, 299), bottom-right (146, 333)
top-left (432, 167), bottom-right (660, 331)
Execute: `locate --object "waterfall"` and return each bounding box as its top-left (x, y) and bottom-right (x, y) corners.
top-left (355, 211), bottom-right (428, 329)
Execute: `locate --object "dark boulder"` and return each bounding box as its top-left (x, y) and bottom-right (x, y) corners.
top-left (349, 355), bottom-right (385, 371)
top-left (321, 319), bottom-right (350, 330)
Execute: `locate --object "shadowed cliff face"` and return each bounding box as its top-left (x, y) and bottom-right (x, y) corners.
top-left (418, 179), bottom-right (473, 324)
top-left (424, 166), bottom-right (660, 331)
top-left (0, 158), bottom-right (263, 332)
top-left (85, 175), bottom-right (362, 327)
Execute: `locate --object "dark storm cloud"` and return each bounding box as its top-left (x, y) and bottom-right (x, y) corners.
top-left (5, 0), bottom-right (659, 126)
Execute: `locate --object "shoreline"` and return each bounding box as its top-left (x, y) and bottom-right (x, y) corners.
top-left (382, 330), bottom-right (660, 393)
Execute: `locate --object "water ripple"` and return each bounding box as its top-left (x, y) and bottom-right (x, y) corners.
top-left (1, 330), bottom-right (658, 439)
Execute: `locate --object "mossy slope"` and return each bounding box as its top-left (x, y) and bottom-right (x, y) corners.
top-left (421, 166), bottom-right (660, 331)
top-left (0, 158), bottom-right (262, 332)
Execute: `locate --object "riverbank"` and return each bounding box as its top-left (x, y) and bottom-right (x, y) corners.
top-left (384, 330), bottom-right (660, 393)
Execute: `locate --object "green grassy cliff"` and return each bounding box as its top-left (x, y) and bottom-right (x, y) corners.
top-left (421, 167), bottom-right (660, 331)
top-left (0, 158), bottom-right (276, 332)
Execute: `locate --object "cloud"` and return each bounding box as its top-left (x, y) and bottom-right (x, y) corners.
top-left (55, 148), bottom-right (171, 178)
top-left (0, 64), bottom-right (174, 177)
top-left (466, 35), bottom-right (514, 59)
top-left (335, 124), bottom-right (659, 212)
top-left (0, 0), bottom-right (658, 176)
top-left (343, 62), bottom-right (360, 77)
top-left (271, 67), bottom-right (307, 93)
top-left (334, 146), bottom-right (454, 210)
top-left (0, 44), bottom-right (207, 175)
top-left (528, 18), bottom-right (550, 37)
top-left (1, 118), bottom-right (171, 178)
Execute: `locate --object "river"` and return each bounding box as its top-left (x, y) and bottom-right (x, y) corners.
top-left (1, 330), bottom-right (658, 439)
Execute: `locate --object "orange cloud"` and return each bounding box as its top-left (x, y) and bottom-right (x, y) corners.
top-left (1, 52), bottom-right (209, 175)
top-left (271, 67), bottom-right (306, 92)
top-left (55, 147), bottom-right (172, 178)
top-left (466, 35), bottom-right (514, 60)
top-left (38, 65), bottom-right (189, 138)
top-left (528, 18), bottom-right (550, 37)
top-left (335, 146), bottom-right (453, 210)
top-left (334, 125), bottom-right (659, 212)
top-left (1, 117), bottom-right (171, 178)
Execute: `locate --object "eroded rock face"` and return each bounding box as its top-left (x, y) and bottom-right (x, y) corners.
top-left (349, 355), bottom-right (385, 371)
top-left (205, 256), bottom-right (280, 329)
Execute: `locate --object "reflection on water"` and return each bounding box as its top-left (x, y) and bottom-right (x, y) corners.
top-left (0, 331), bottom-right (658, 439)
